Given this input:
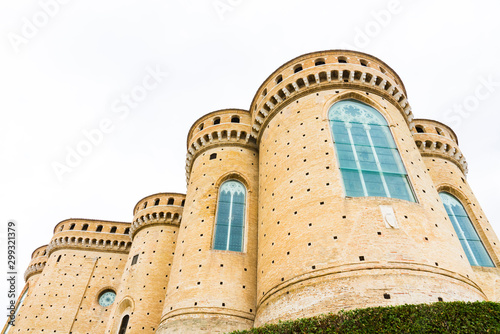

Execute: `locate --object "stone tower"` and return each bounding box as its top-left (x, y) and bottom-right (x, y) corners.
top-left (4, 50), bottom-right (500, 334)
top-left (248, 50), bottom-right (499, 326)
top-left (157, 109), bottom-right (259, 333)
top-left (106, 193), bottom-right (185, 333)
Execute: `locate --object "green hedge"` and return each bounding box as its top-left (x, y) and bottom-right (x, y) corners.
top-left (229, 301), bottom-right (500, 334)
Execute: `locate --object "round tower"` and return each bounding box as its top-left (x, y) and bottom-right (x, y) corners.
top-left (414, 119), bottom-right (500, 301)
top-left (12, 219), bottom-right (132, 333)
top-left (251, 50), bottom-right (487, 326)
top-left (157, 109), bottom-right (259, 333)
top-left (3, 245), bottom-right (49, 333)
top-left (106, 193), bottom-right (185, 333)
top-left (24, 245), bottom-right (48, 289)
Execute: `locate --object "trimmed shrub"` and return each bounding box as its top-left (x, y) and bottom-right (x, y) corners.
top-left (229, 301), bottom-right (500, 333)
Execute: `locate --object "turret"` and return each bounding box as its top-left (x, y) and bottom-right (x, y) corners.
top-left (106, 193), bottom-right (185, 333)
top-left (24, 245), bottom-right (48, 284)
top-left (414, 119), bottom-right (500, 301)
top-left (158, 109), bottom-right (259, 333)
top-left (251, 50), bottom-right (486, 326)
top-left (11, 219), bottom-right (131, 333)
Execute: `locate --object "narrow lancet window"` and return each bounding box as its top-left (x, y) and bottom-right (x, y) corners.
top-left (440, 192), bottom-right (494, 267)
top-left (213, 180), bottom-right (246, 252)
top-left (329, 99), bottom-right (415, 202)
top-left (118, 315), bottom-right (129, 334)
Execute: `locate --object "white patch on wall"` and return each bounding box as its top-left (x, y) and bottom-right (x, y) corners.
top-left (380, 205), bottom-right (399, 229)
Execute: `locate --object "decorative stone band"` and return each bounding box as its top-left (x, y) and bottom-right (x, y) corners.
top-left (46, 236), bottom-right (132, 257)
top-left (251, 65), bottom-right (414, 141)
top-left (161, 306), bottom-right (255, 324)
top-left (130, 211), bottom-right (182, 238)
top-left (185, 131), bottom-right (257, 182)
top-left (24, 261), bottom-right (46, 281)
top-left (257, 261), bottom-right (484, 307)
top-left (414, 137), bottom-right (468, 175)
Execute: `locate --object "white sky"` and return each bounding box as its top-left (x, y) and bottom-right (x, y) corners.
top-left (1, 0), bottom-right (500, 312)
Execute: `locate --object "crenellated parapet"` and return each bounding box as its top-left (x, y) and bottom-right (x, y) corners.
top-left (249, 50), bottom-right (414, 142)
top-left (185, 109), bottom-right (257, 182)
top-left (413, 119), bottom-right (467, 175)
top-left (24, 245), bottom-right (48, 281)
top-left (131, 192), bottom-right (186, 237)
top-left (47, 219), bottom-right (132, 256)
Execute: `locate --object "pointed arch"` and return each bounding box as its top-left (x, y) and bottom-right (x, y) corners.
top-left (329, 99), bottom-right (415, 201)
top-left (213, 180), bottom-right (246, 252)
top-left (439, 192), bottom-right (494, 267)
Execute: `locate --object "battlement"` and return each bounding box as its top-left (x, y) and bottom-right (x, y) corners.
top-left (47, 218), bottom-right (132, 256)
top-left (131, 192), bottom-right (186, 237)
top-left (24, 245), bottom-right (48, 281)
top-left (249, 50), bottom-right (413, 142)
top-left (185, 109), bottom-right (257, 181)
top-left (413, 119), bottom-right (459, 144)
top-left (413, 119), bottom-right (467, 174)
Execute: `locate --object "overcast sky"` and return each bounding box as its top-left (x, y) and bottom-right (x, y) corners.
top-left (1, 0), bottom-right (500, 311)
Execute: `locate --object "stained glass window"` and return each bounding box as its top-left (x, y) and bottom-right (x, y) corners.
top-left (329, 99), bottom-right (415, 202)
top-left (213, 180), bottom-right (246, 252)
top-left (440, 192), bottom-right (494, 267)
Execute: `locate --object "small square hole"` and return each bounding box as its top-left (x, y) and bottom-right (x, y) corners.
top-left (359, 256), bottom-right (365, 261)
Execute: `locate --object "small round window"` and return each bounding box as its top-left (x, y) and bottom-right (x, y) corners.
top-left (98, 289), bottom-right (116, 307)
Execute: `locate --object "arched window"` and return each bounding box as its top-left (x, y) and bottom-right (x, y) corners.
top-left (118, 314), bottom-right (129, 334)
top-left (154, 198), bottom-right (160, 206)
top-left (82, 224), bottom-right (88, 231)
top-left (110, 226), bottom-right (117, 234)
top-left (329, 99), bottom-right (415, 202)
top-left (69, 224), bottom-right (75, 230)
top-left (315, 58), bottom-right (326, 66)
top-left (293, 64), bottom-right (303, 73)
top-left (213, 180), bottom-right (246, 252)
top-left (231, 116), bottom-right (240, 123)
top-left (96, 225), bottom-right (103, 232)
top-left (167, 198), bottom-right (174, 205)
top-left (439, 192), bottom-right (494, 267)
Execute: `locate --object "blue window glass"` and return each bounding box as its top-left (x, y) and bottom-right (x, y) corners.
top-left (329, 99), bottom-right (415, 202)
top-left (439, 192), bottom-right (494, 267)
top-left (213, 180), bottom-right (246, 252)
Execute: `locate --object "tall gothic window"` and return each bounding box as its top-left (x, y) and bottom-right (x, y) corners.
top-left (329, 99), bottom-right (415, 202)
top-left (118, 314), bottom-right (129, 334)
top-left (439, 192), bottom-right (494, 267)
top-left (213, 180), bottom-right (246, 252)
